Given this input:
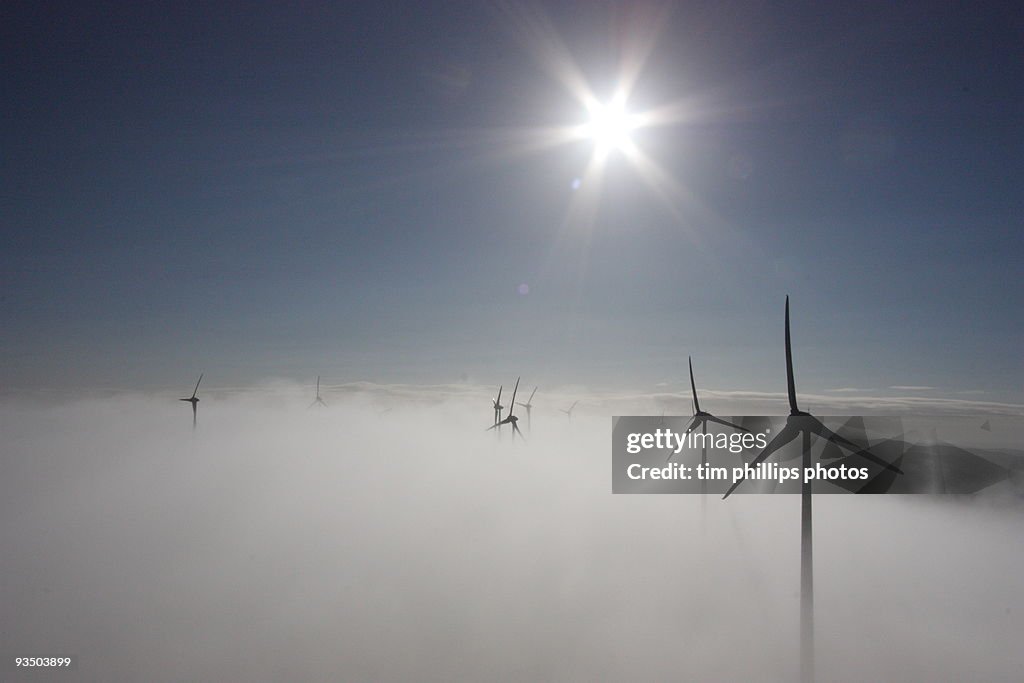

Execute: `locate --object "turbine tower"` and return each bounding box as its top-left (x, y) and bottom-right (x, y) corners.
top-left (724, 297), bottom-right (901, 683)
top-left (516, 386), bottom-right (538, 430)
top-left (180, 373), bottom-right (203, 430)
top-left (488, 377), bottom-right (525, 439)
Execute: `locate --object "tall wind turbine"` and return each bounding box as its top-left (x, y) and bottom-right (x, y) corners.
top-left (488, 377), bottom-right (524, 439)
top-left (723, 297), bottom-right (901, 683)
top-left (492, 386), bottom-right (504, 426)
top-left (516, 386), bottom-right (538, 430)
top-left (180, 373), bottom-right (203, 429)
top-left (309, 376), bottom-right (327, 408)
top-left (560, 400), bottom-right (579, 421)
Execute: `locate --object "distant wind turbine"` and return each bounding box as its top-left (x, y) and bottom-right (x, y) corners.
top-left (668, 356), bottom-right (750, 463)
top-left (560, 400), bottom-right (579, 420)
top-left (516, 386), bottom-right (538, 430)
top-left (669, 356), bottom-right (751, 521)
top-left (492, 385), bottom-right (504, 426)
top-left (723, 297), bottom-right (901, 683)
top-left (180, 373), bottom-right (203, 429)
top-left (309, 376), bottom-right (327, 408)
top-left (488, 377), bottom-right (525, 439)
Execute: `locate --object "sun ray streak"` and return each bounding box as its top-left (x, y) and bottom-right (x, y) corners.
top-left (496, 1), bottom-right (596, 107)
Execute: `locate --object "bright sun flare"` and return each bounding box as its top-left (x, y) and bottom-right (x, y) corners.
top-left (581, 98), bottom-right (634, 154)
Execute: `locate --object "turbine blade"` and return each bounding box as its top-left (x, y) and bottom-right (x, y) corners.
top-left (805, 418), bottom-right (865, 453)
top-left (509, 377), bottom-right (520, 416)
top-left (681, 414), bottom-right (699, 435)
top-left (528, 387), bottom-right (537, 403)
top-left (723, 424), bottom-right (799, 498)
top-left (785, 296), bottom-right (799, 414)
top-left (689, 356), bottom-right (701, 415)
top-left (806, 419), bottom-right (903, 473)
top-left (192, 373), bottom-right (203, 399)
top-left (846, 447), bottom-right (905, 476)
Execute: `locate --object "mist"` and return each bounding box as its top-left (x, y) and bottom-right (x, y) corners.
top-left (3, 388), bottom-right (1023, 682)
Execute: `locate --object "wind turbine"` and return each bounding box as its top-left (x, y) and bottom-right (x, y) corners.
top-left (668, 356), bottom-right (750, 463)
top-left (492, 386), bottom-right (504, 426)
top-left (723, 296), bottom-right (901, 683)
top-left (668, 356), bottom-right (751, 521)
top-left (180, 373), bottom-right (203, 429)
top-left (560, 400), bottom-right (579, 421)
top-left (309, 375), bottom-right (327, 408)
top-left (516, 386), bottom-right (538, 430)
top-left (488, 377), bottom-right (525, 439)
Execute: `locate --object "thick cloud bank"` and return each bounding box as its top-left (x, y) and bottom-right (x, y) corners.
top-left (2, 389), bottom-right (1023, 682)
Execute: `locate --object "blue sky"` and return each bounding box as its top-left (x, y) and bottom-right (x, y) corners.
top-left (2, 1), bottom-right (1021, 400)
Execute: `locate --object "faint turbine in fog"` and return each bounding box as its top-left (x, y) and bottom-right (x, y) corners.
top-left (309, 376), bottom-right (327, 408)
top-left (517, 386), bottom-right (538, 430)
top-left (179, 373), bottom-right (203, 429)
top-left (488, 377), bottom-right (525, 439)
top-left (492, 385), bottom-right (504, 426)
top-left (560, 400), bottom-right (579, 421)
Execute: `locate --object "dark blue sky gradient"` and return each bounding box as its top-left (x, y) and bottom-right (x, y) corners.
top-left (2, 1), bottom-right (1021, 398)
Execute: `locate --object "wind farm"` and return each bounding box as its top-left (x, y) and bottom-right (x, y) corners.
top-left (3, 1), bottom-right (1021, 681)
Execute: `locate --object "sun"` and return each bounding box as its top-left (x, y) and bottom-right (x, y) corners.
top-left (580, 95), bottom-right (635, 155)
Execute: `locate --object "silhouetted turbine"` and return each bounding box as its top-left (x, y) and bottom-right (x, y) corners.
top-left (179, 373), bottom-right (203, 429)
top-left (560, 400), bottom-right (578, 420)
top-left (309, 375), bottom-right (327, 408)
top-left (723, 296), bottom-right (902, 683)
top-left (667, 356), bottom-right (751, 522)
top-left (492, 385), bottom-right (504, 426)
top-left (668, 356), bottom-right (750, 463)
top-left (516, 386), bottom-right (538, 430)
top-left (488, 377), bottom-right (525, 439)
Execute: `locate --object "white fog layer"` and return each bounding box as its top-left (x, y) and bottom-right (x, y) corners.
top-left (3, 390), bottom-right (1023, 682)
